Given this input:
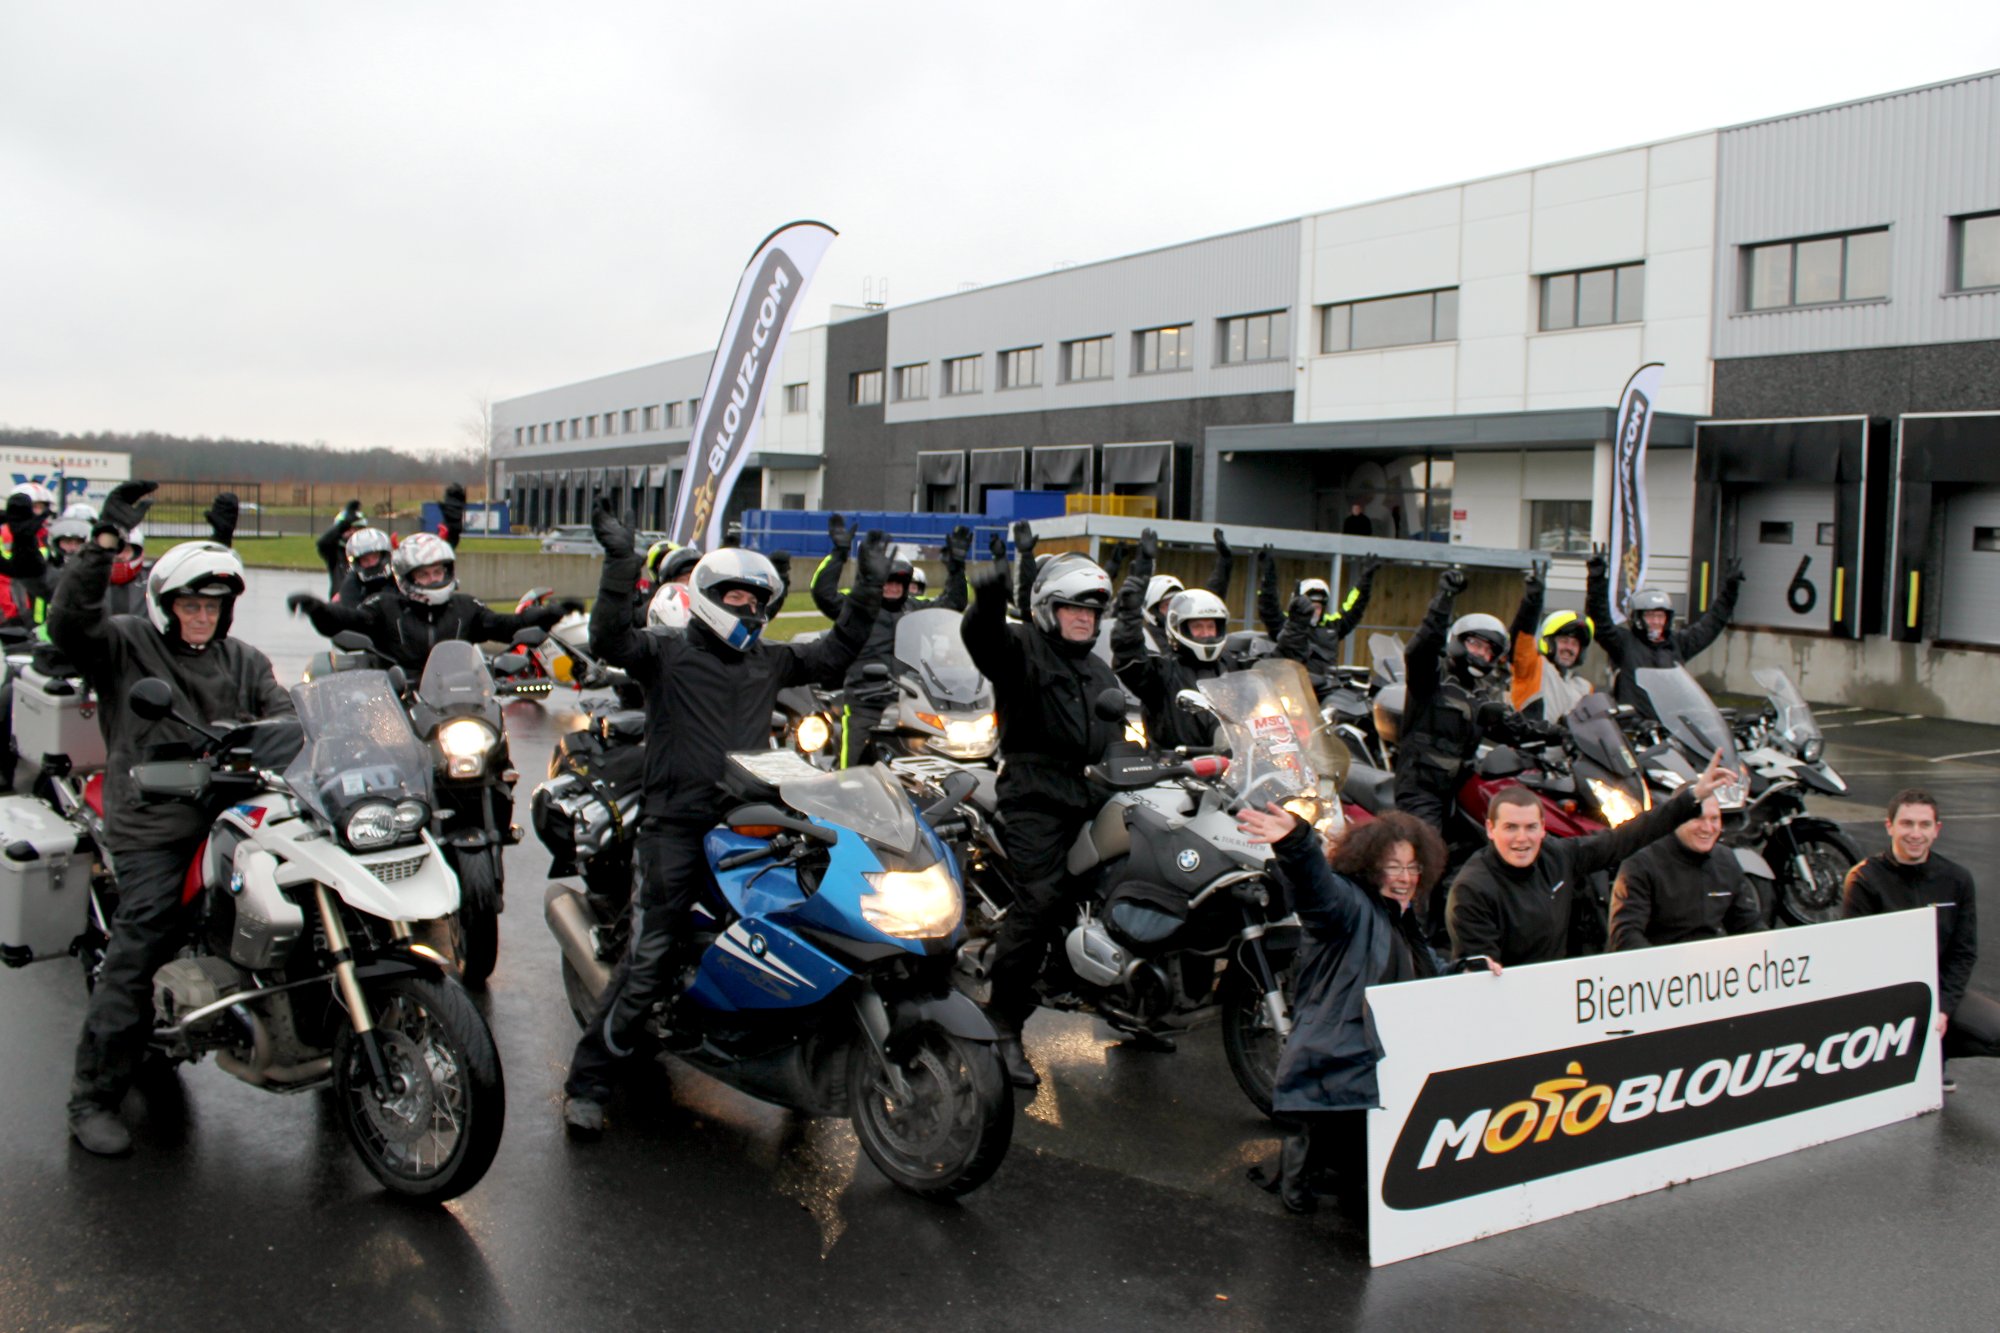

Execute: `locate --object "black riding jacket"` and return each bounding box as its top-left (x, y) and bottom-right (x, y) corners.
top-left (1393, 587), bottom-right (1539, 799)
top-left (1587, 564), bottom-right (1741, 708)
top-left (1609, 835), bottom-right (1764, 951)
top-left (1110, 555), bottom-right (1221, 753)
top-left (1843, 851), bottom-right (1978, 1017)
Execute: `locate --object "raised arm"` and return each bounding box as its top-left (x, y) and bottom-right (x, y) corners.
top-left (1111, 533), bottom-right (1165, 706)
top-left (961, 561), bottom-right (1026, 698)
top-left (930, 525), bottom-right (972, 612)
top-left (1262, 813), bottom-right (1371, 938)
top-left (790, 530), bottom-right (886, 687)
top-left (1509, 566), bottom-right (1546, 711)
top-left (49, 481), bottom-right (156, 665)
top-left (1322, 560), bottom-right (1376, 643)
top-left (1012, 521), bottom-right (1038, 619)
top-left (1585, 547), bottom-right (1632, 669)
top-left (1565, 786), bottom-right (1700, 881)
top-left (585, 502), bottom-right (658, 674)
top-left (1673, 558), bottom-right (1743, 660)
top-left (1404, 571), bottom-right (1461, 710)
top-left (1205, 528), bottom-right (1234, 599)
top-left (1255, 546), bottom-right (1282, 638)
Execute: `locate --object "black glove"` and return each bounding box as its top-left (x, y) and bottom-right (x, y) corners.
top-left (440, 482), bottom-right (466, 544)
top-left (1353, 559), bottom-right (1378, 593)
top-left (1213, 527), bottom-right (1231, 558)
top-left (101, 480), bottom-right (157, 536)
top-left (1287, 594), bottom-right (1318, 624)
top-left (4, 493), bottom-right (38, 544)
top-left (770, 550), bottom-right (792, 590)
top-left (854, 530), bottom-right (891, 590)
top-left (1138, 527), bottom-right (1158, 562)
top-left (1586, 544), bottom-right (1608, 579)
top-left (828, 512), bottom-right (852, 555)
top-left (970, 562), bottom-right (1010, 604)
top-left (1011, 521), bottom-right (1037, 560)
top-left (286, 591), bottom-right (321, 615)
top-left (1258, 544), bottom-right (1277, 590)
top-left (204, 492), bottom-right (240, 547)
top-left (946, 524), bottom-right (972, 563)
top-left (338, 499), bottom-right (366, 534)
top-left (1724, 555), bottom-right (1745, 587)
top-left (559, 598), bottom-right (587, 616)
top-left (1439, 568), bottom-right (1467, 597)
top-left (1103, 543), bottom-right (1130, 585)
top-left (591, 497), bottom-right (636, 561)
top-left (1523, 565), bottom-right (1545, 600)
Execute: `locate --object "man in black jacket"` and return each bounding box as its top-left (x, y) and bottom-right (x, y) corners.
top-left (1111, 529), bottom-right (1229, 752)
top-left (286, 531), bottom-right (570, 674)
top-left (1258, 548), bottom-right (1374, 694)
top-left (1587, 546), bottom-right (1743, 709)
top-left (1447, 749), bottom-right (1737, 968)
top-left (1608, 794), bottom-right (1764, 950)
top-left (562, 504), bottom-right (887, 1137)
top-left (1136, 527), bottom-right (1235, 657)
top-left (812, 514), bottom-right (969, 766)
top-left (962, 550), bottom-right (1120, 1089)
top-left (1843, 789), bottom-right (1996, 1088)
top-left (54, 482), bottom-right (294, 1156)
top-left (315, 498), bottom-right (368, 596)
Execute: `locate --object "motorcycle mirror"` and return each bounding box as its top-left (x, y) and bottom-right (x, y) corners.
top-left (922, 770), bottom-right (980, 821)
top-left (1093, 689), bottom-right (1130, 722)
top-left (1175, 688), bottom-right (1218, 716)
top-left (512, 626), bottom-right (548, 648)
top-left (493, 652), bottom-right (529, 676)
top-left (331, 630), bottom-right (374, 653)
top-left (861, 662), bottom-right (891, 682)
top-left (129, 677), bottom-right (175, 721)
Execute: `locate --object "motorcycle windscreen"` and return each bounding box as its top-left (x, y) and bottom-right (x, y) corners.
top-left (894, 607), bottom-right (989, 707)
top-left (1198, 658), bottom-right (1347, 808)
top-left (780, 764), bottom-right (919, 857)
top-left (1632, 667), bottom-right (1742, 774)
top-left (1368, 632), bottom-right (1405, 684)
top-left (417, 638), bottom-right (497, 711)
top-left (1751, 666), bottom-right (1821, 749)
top-left (1563, 692), bottom-right (1650, 815)
top-left (285, 669), bottom-right (435, 826)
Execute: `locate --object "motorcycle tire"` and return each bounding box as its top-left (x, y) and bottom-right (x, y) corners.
top-left (332, 975), bottom-right (506, 1203)
top-left (446, 846), bottom-right (502, 988)
top-left (1221, 964), bottom-right (1296, 1121)
top-left (1770, 824), bottom-right (1860, 926)
top-left (847, 1023), bottom-right (1012, 1201)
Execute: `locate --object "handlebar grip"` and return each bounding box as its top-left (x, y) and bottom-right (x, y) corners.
top-left (716, 846), bottom-right (772, 871)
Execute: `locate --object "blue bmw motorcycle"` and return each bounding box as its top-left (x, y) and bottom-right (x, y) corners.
top-left (545, 750), bottom-right (1013, 1199)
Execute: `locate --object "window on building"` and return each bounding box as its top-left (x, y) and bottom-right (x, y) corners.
top-left (689, 397), bottom-right (701, 421)
top-left (665, 401), bottom-right (684, 428)
top-left (894, 363), bottom-right (929, 401)
top-left (998, 346), bottom-right (1041, 388)
top-left (1218, 309), bottom-right (1290, 364)
top-left (512, 427), bottom-right (523, 447)
top-left (851, 369), bottom-right (885, 406)
top-left (1954, 211), bottom-right (2000, 292)
top-left (783, 382), bottom-right (809, 414)
top-left (1062, 335), bottom-right (1112, 382)
top-left (942, 355), bottom-right (982, 395)
top-left (643, 405), bottom-right (658, 430)
top-left (539, 424), bottom-right (550, 443)
top-left (552, 422), bottom-right (563, 442)
top-left (1529, 500), bottom-right (1593, 554)
top-left (622, 409), bottom-right (636, 432)
top-left (1319, 288), bottom-right (1458, 353)
top-left (1134, 323), bottom-right (1193, 374)
top-left (1541, 264), bottom-right (1644, 331)
top-left (1744, 228), bottom-right (1889, 310)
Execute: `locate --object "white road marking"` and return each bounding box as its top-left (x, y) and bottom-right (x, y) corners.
top-left (1823, 714), bottom-right (1926, 729)
top-left (1929, 748), bottom-right (2000, 764)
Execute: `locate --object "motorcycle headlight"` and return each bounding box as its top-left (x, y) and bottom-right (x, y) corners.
top-left (1586, 777), bottom-right (1643, 827)
top-left (795, 714), bottom-right (831, 753)
top-left (438, 717), bottom-right (499, 779)
top-left (860, 862), bottom-right (963, 939)
top-left (393, 799), bottom-right (429, 832)
top-left (1124, 716), bottom-right (1147, 746)
top-left (344, 801), bottom-right (399, 850)
top-left (932, 712), bottom-right (997, 758)
top-left (1800, 736), bottom-right (1825, 765)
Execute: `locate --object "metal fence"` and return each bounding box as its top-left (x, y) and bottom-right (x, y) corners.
top-left (130, 481), bottom-right (268, 540)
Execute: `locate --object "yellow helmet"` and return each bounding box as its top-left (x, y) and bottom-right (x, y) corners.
top-left (1538, 609), bottom-right (1595, 658)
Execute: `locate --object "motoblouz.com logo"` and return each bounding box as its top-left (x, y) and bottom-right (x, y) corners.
top-left (1380, 983), bottom-right (1931, 1210)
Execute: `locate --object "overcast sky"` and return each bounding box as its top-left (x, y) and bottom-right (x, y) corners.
top-left (3, 1), bottom-right (1994, 455)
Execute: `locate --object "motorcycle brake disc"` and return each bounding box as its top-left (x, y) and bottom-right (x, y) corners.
top-left (360, 1031), bottom-right (439, 1145)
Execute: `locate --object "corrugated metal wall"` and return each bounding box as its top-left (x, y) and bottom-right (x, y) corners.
top-left (1714, 72), bottom-right (2000, 359)
top-left (881, 221), bottom-right (1300, 423)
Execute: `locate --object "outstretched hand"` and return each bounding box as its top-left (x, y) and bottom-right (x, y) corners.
top-left (1011, 521), bottom-right (1037, 559)
top-left (286, 591), bottom-right (320, 615)
top-left (1438, 568), bottom-right (1467, 596)
top-left (1236, 802), bottom-right (1300, 846)
top-left (591, 497), bottom-right (636, 560)
top-left (1586, 543), bottom-right (1609, 578)
top-left (1137, 527), bottom-right (1158, 561)
top-left (1691, 748), bottom-right (1745, 801)
top-left (988, 531), bottom-right (1008, 563)
top-left (102, 480), bottom-right (157, 535)
top-left (854, 530), bottom-right (892, 588)
top-left (828, 512), bottom-right (853, 554)
top-left (946, 524), bottom-right (973, 563)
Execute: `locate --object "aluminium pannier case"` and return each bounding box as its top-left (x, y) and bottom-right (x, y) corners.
top-left (0, 794), bottom-right (91, 966)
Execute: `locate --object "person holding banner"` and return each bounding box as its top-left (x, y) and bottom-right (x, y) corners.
top-left (1447, 750), bottom-right (1740, 969)
top-left (1234, 807), bottom-right (1476, 1218)
top-left (1587, 545), bottom-right (1743, 710)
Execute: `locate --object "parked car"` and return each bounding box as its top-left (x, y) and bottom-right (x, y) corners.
top-left (540, 526), bottom-right (671, 556)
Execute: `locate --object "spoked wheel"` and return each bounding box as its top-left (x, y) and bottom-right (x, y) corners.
top-left (848, 1023), bottom-right (1012, 1200)
top-left (332, 976), bottom-right (505, 1202)
top-left (1222, 962), bottom-right (1297, 1121)
top-left (446, 847), bottom-right (502, 988)
top-left (1772, 826), bottom-right (1860, 926)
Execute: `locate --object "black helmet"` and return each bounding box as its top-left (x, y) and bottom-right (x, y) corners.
top-left (884, 556), bottom-right (915, 609)
top-left (659, 545), bottom-right (703, 584)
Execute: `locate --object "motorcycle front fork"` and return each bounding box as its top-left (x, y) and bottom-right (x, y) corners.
top-left (314, 885), bottom-right (402, 1101)
top-left (1238, 921), bottom-right (1293, 1040)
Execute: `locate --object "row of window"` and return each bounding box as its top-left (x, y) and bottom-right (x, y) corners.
top-left (510, 384), bottom-right (811, 446)
top-left (1743, 212), bottom-right (1999, 311)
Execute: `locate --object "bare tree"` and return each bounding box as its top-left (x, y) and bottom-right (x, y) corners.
top-left (459, 395), bottom-right (506, 510)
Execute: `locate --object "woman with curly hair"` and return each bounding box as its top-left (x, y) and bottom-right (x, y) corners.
top-left (1238, 805), bottom-right (1500, 1218)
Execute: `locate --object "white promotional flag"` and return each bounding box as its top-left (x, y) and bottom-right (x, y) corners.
top-left (1608, 362), bottom-right (1665, 622)
top-left (670, 220), bottom-right (837, 548)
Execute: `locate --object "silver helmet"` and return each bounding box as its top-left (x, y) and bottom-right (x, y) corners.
top-left (392, 532), bottom-right (457, 606)
top-left (1164, 589), bottom-right (1229, 663)
top-left (1030, 553), bottom-right (1112, 637)
top-left (688, 548), bottom-right (784, 650)
top-left (1447, 612), bottom-right (1508, 679)
top-left (146, 540), bottom-right (246, 645)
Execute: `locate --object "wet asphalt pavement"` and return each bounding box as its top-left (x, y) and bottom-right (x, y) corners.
top-left (6, 571), bottom-right (2000, 1331)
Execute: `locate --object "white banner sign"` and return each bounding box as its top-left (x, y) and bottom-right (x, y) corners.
top-left (1365, 912), bottom-right (1941, 1266)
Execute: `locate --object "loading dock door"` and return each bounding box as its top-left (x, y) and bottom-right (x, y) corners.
top-left (1938, 488), bottom-right (2000, 646)
top-left (1732, 484), bottom-right (1836, 631)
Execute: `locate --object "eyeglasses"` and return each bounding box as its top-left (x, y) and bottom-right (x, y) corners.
top-left (1380, 862), bottom-right (1422, 880)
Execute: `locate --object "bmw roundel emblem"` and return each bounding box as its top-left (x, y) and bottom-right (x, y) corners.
top-left (749, 935), bottom-right (769, 958)
top-left (1176, 849), bottom-right (1201, 873)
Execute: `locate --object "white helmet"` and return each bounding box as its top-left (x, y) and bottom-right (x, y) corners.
top-left (1030, 553), bottom-right (1112, 638)
top-left (47, 512), bottom-right (93, 552)
top-left (60, 501), bottom-right (98, 524)
top-left (646, 581), bottom-right (693, 630)
top-left (688, 548), bottom-right (784, 650)
top-left (1144, 574), bottom-right (1185, 620)
top-left (10, 481), bottom-right (54, 510)
top-left (909, 566), bottom-right (928, 597)
top-left (1165, 589), bottom-right (1229, 663)
top-left (392, 532), bottom-right (457, 606)
top-left (147, 540), bottom-right (246, 644)
top-left (344, 526), bottom-right (394, 583)
top-left (1297, 577), bottom-right (1332, 606)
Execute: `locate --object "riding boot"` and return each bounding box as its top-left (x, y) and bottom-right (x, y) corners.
top-left (1277, 1129), bottom-right (1318, 1215)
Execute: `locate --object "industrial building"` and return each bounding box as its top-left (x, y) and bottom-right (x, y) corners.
top-left (491, 69), bottom-right (2000, 719)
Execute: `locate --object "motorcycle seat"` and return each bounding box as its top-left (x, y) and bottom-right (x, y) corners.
top-left (1343, 764), bottom-right (1395, 815)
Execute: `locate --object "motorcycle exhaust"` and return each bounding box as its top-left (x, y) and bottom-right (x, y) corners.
top-left (544, 881), bottom-right (611, 1003)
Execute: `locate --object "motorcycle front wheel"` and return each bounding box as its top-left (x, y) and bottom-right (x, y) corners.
top-left (445, 845), bottom-right (502, 988)
top-left (1770, 824), bottom-right (1860, 926)
top-left (848, 1023), bottom-right (1012, 1200)
top-left (1221, 964), bottom-right (1296, 1120)
top-left (332, 975), bottom-right (505, 1202)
